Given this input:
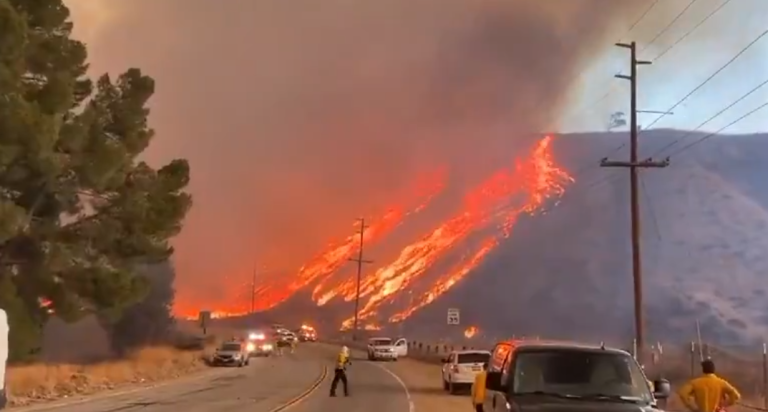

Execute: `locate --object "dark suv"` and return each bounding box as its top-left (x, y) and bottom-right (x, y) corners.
top-left (483, 340), bottom-right (671, 412)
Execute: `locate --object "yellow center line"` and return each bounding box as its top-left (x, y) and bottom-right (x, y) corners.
top-left (268, 365), bottom-right (328, 412)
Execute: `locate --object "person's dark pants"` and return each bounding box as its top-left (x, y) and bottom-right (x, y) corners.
top-left (330, 368), bottom-right (348, 396)
top-left (475, 404), bottom-right (483, 412)
top-left (0, 386), bottom-right (7, 410)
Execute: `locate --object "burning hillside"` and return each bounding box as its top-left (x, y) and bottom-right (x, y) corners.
top-left (175, 135), bottom-right (573, 327)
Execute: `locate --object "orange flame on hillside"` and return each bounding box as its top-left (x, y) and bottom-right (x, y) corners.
top-left (173, 169), bottom-right (446, 319)
top-left (172, 136), bottom-right (571, 326)
top-left (336, 135), bottom-right (572, 328)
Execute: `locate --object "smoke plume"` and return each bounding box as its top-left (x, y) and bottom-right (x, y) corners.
top-left (64, 0), bottom-right (650, 309)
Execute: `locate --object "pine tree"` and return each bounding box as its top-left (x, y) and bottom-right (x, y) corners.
top-left (0, 0), bottom-right (192, 359)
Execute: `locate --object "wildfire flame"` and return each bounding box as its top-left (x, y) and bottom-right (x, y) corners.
top-left (337, 135), bottom-right (572, 328)
top-left (173, 135), bottom-right (572, 327)
top-left (173, 170), bottom-right (446, 319)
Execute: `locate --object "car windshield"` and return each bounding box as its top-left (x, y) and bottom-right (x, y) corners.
top-left (371, 339), bottom-right (392, 346)
top-left (221, 343), bottom-right (241, 351)
top-left (511, 349), bottom-right (652, 402)
top-left (458, 352), bottom-right (491, 364)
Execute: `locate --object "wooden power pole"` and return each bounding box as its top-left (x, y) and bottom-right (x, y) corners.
top-left (250, 265), bottom-right (256, 314)
top-left (348, 218), bottom-right (373, 341)
top-left (600, 41), bottom-right (669, 363)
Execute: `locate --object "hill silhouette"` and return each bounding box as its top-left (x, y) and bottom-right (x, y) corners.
top-left (401, 129), bottom-right (768, 346)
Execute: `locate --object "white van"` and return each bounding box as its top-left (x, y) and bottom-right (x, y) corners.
top-left (0, 308), bottom-right (7, 409)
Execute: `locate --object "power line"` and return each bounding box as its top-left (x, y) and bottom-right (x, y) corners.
top-left (667, 100), bottom-right (768, 158)
top-left (620, 0), bottom-right (662, 42)
top-left (652, 0), bottom-right (734, 62)
top-left (552, 91), bottom-right (768, 215)
top-left (561, 0), bottom-right (663, 125)
top-left (652, 77), bottom-right (768, 157)
top-left (546, 1), bottom-right (677, 192)
top-left (640, 0), bottom-right (698, 53)
top-left (642, 29), bottom-right (768, 131)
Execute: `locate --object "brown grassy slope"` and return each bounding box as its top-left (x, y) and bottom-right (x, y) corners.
top-left (6, 346), bottom-right (211, 407)
top-left (396, 132), bottom-right (768, 345)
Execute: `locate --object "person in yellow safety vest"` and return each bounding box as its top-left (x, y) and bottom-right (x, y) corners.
top-left (471, 361), bottom-right (489, 412)
top-left (677, 359), bottom-right (741, 412)
top-left (330, 346), bottom-right (350, 397)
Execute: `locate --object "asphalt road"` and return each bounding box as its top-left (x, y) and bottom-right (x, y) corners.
top-left (291, 346), bottom-right (412, 412)
top-left (12, 346), bottom-right (329, 412)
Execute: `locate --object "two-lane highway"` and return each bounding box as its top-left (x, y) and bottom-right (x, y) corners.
top-left (11, 343), bottom-right (424, 412)
top-left (292, 345), bottom-right (412, 412)
top-left (12, 347), bottom-right (328, 412)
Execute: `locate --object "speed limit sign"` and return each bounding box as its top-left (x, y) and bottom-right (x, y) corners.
top-left (447, 308), bottom-right (460, 325)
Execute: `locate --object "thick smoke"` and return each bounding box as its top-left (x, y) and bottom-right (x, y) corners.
top-left (65, 0), bottom-right (650, 308)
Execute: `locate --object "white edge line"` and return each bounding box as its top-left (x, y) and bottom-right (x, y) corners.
top-left (372, 363), bottom-right (415, 412)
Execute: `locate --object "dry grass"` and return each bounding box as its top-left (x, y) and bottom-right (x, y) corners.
top-left (6, 346), bottom-right (212, 407)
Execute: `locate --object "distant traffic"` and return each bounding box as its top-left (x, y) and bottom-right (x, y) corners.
top-left (208, 323), bottom-right (318, 366)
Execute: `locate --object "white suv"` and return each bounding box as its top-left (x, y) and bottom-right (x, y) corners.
top-left (441, 350), bottom-right (491, 394)
top-left (367, 337), bottom-right (408, 361)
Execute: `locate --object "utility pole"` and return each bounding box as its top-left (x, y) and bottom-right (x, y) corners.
top-left (250, 265), bottom-right (257, 314)
top-left (600, 41), bottom-right (669, 364)
top-left (348, 218), bottom-right (373, 341)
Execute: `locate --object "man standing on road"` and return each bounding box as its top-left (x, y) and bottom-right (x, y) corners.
top-left (330, 346), bottom-right (350, 397)
top-left (471, 361), bottom-right (488, 412)
top-left (677, 359), bottom-right (741, 412)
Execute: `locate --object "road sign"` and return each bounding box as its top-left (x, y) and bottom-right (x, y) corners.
top-left (447, 308), bottom-right (460, 325)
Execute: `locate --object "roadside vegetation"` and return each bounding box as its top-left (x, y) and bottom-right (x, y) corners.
top-left (0, 0), bottom-right (204, 404)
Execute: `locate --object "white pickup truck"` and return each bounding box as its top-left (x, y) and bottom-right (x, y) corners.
top-left (366, 337), bottom-right (408, 361)
top-left (1, 308), bottom-right (8, 409)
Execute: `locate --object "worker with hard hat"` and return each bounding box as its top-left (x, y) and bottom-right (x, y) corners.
top-left (330, 346), bottom-right (351, 397)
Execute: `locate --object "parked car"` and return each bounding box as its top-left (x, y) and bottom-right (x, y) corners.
top-left (211, 341), bottom-right (249, 367)
top-left (481, 339), bottom-right (671, 412)
top-left (441, 350), bottom-right (491, 394)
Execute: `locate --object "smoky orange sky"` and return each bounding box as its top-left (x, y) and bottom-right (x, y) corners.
top-left (62, 0), bottom-right (654, 310)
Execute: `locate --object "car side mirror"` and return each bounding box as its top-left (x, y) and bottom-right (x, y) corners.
top-left (652, 379), bottom-right (671, 399)
top-left (485, 371), bottom-right (506, 392)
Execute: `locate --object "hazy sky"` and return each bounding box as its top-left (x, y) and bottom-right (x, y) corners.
top-left (60, 0), bottom-right (766, 307)
top-left (559, 0), bottom-right (768, 134)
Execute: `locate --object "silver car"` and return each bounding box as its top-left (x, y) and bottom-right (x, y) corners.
top-left (211, 341), bottom-right (249, 367)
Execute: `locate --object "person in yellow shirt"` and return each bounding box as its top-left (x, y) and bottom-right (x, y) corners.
top-left (330, 346), bottom-right (351, 397)
top-left (471, 362), bottom-right (489, 412)
top-left (677, 359), bottom-right (741, 412)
